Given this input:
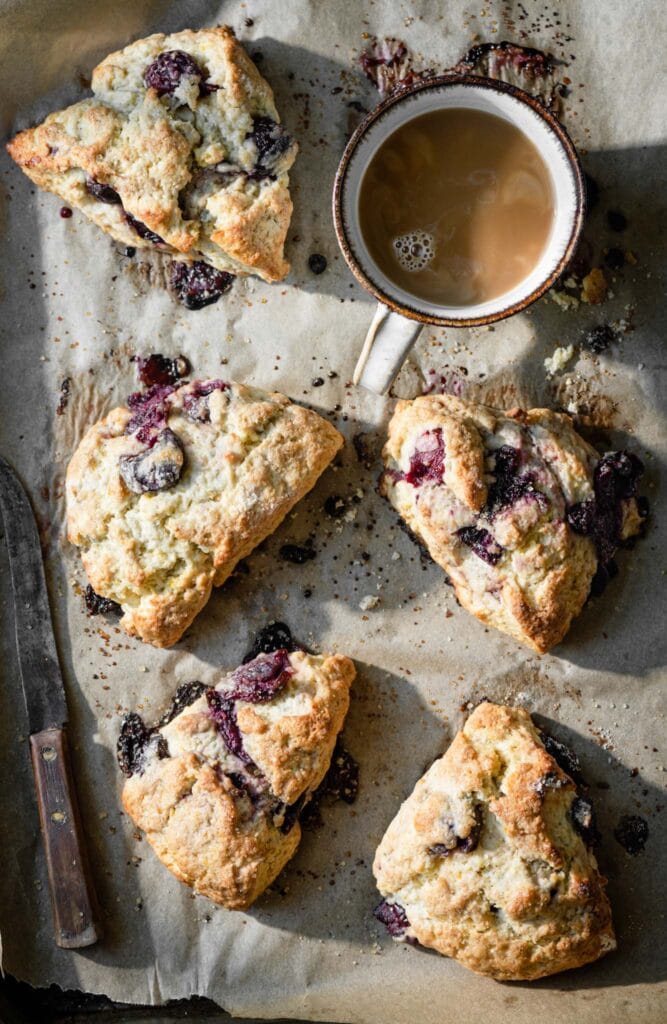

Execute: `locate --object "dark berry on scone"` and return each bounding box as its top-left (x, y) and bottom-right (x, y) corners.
top-left (374, 899), bottom-right (410, 937)
top-left (85, 176), bottom-right (122, 203)
top-left (228, 650), bottom-right (293, 703)
top-left (206, 690), bottom-right (253, 764)
top-left (570, 796), bottom-right (600, 846)
top-left (404, 428), bottom-right (445, 486)
top-left (144, 49), bottom-right (207, 96)
top-left (457, 525), bottom-right (504, 565)
top-left (119, 428), bottom-right (185, 494)
top-left (134, 353), bottom-right (190, 387)
top-left (158, 681), bottom-right (207, 727)
top-left (126, 383), bottom-right (178, 443)
top-left (243, 622), bottom-right (300, 662)
top-left (84, 584), bottom-right (121, 617)
top-left (123, 211), bottom-right (166, 246)
top-left (117, 712), bottom-right (167, 777)
top-left (247, 115), bottom-right (295, 176)
top-left (169, 260), bottom-right (235, 309)
top-left (182, 379), bottom-right (229, 421)
top-left (484, 445), bottom-right (544, 517)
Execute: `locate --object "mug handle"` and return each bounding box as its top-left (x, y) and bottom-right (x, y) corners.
top-left (353, 303), bottom-right (423, 394)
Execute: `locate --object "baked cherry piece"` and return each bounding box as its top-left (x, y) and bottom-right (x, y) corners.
top-left (144, 50), bottom-right (208, 96)
top-left (125, 383), bottom-right (178, 443)
top-left (170, 260), bottom-right (235, 309)
top-left (133, 353), bottom-right (190, 387)
top-left (228, 650), bottom-right (293, 703)
top-left (85, 176), bottom-right (121, 203)
top-left (404, 428), bottom-right (445, 486)
top-left (119, 428), bottom-right (184, 494)
top-left (456, 526), bottom-right (504, 565)
top-left (182, 379), bottom-right (229, 421)
top-left (84, 584), bottom-right (121, 617)
top-left (117, 712), bottom-right (167, 777)
top-left (123, 211), bottom-right (165, 246)
top-left (374, 899), bottom-right (410, 937)
top-left (206, 691), bottom-right (253, 764)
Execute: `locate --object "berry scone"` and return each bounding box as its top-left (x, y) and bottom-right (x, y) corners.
top-left (381, 394), bottom-right (646, 653)
top-left (66, 378), bottom-right (343, 647)
top-left (7, 27), bottom-right (297, 283)
top-left (373, 702), bottom-right (615, 980)
top-left (118, 646), bottom-right (355, 908)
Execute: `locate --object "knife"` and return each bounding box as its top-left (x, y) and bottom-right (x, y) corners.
top-left (0, 456), bottom-right (99, 948)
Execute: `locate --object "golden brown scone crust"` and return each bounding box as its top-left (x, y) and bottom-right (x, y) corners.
top-left (7, 27), bottom-right (297, 281)
top-left (122, 650), bottom-right (355, 909)
top-left (382, 395), bottom-right (625, 653)
top-left (66, 380), bottom-right (343, 647)
top-left (373, 702), bottom-right (615, 980)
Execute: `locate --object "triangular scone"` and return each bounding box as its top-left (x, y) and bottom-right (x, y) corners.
top-left (67, 379), bottom-right (343, 647)
top-left (7, 27), bottom-right (297, 282)
top-left (119, 648), bottom-right (355, 909)
top-left (381, 395), bottom-right (645, 652)
top-left (373, 702), bottom-right (615, 981)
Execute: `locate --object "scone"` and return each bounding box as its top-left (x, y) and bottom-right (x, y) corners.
top-left (381, 394), bottom-right (646, 652)
top-left (67, 377), bottom-right (343, 647)
top-left (373, 702), bottom-right (615, 980)
top-left (119, 647), bottom-right (355, 908)
top-left (7, 27), bottom-right (297, 282)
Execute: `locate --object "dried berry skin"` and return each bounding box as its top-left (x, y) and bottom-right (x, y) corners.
top-left (570, 796), bottom-right (600, 846)
top-left (583, 323), bottom-right (615, 354)
top-left (374, 899), bottom-right (410, 937)
top-left (457, 526), bottom-right (504, 565)
top-left (243, 622), bottom-right (299, 662)
top-left (567, 450), bottom-right (645, 570)
top-left (158, 681), bottom-right (207, 728)
top-left (144, 50), bottom-right (207, 96)
top-left (227, 649), bottom-right (293, 703)
top-left (613, 814), bottom-right (649, 855)
top-left (84, 584), bottom-right (121, 617)
top-left (182, 379), bottom-right (229, 421)
top-left (123, 211), bottom-right (165, 246)
top-left (85, 176), bottom-right (121, 204)
top-left (540, 731), bottom-right (582, 780)
top-left (126, 383), bottom-right (178, 443)
top-left (206, 690), bottom-right (253, 764)
top-left (170, 260), bottom-right (235, 310)
top-left (119, 428), bottom-right (185, 494)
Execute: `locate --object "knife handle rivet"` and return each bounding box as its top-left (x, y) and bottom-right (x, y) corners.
top-left (41, 746), bottom-right (57, 762)
top-left (51, 810), bottom-right (67, 825)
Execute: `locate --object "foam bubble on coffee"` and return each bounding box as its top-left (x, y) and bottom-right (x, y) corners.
top-left (392, 230), bottom-right (436, 272)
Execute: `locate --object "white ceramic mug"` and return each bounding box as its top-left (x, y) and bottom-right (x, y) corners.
top-left (333, 74), bottom-right (585, 394)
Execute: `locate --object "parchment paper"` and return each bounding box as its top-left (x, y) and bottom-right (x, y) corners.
top-left (0, 1), bottom-right (665, 1021)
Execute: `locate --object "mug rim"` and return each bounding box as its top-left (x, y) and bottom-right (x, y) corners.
top-left (332, 72), bottom-right (586, 328)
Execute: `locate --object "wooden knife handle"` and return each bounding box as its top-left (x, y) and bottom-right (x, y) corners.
top-left (30, 727), bottom-right (100, 948)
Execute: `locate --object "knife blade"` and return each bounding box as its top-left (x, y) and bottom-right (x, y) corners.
top-left (0, 455), bottom-right (99, 948)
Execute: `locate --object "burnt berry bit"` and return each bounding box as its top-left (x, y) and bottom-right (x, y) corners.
top-left (279, 543), bottom-right (317, 564)
top-left (133, 353), bottom-right (190, 387)
top-left (243, 621), bottom-right (300, 662)
top-left (404, 428), bottom-right (446, 486)
top-left (144, 49), bottom-right (208, 97)
top-left (457, 526), bottom-right (504, 565)
top-left (540, 730), bottom-right (582, 780)
top-left (206, 690), bottom-right (253, 763)
top-left (126, 383), bottom-right (178, 443)
top-left (84, 584), bottom-right (121, 617)
top-left (566, 499), bottom-right (596, 536)
top-left (170, 260), bottom-right (235, 310)
top-left (583, 323), bottom-right (615, 354)
top-left (322, 741), bottom-right (359, 804)
top-left (158, 681), bottom-right (207, 728)
top-left (60, 206), bottom-right (72, 218)
top-left (374, 899), bottom-right (410, 938)
top-left (308, 253), bottom-right (327, 275)
top-left (117, 712), bottom-right (167, 777)
top-left (607, 209), bottom-right (627, 232)
top-left (570, 796), bottom-right (600, 847)
top-left (311, 376), bottom-right (325, 387)
top-left (119, 428), bottom-right (185, 494)
top-left (182, 379), bottom-right (229, 421)
top-left (228, 649), bottom-right (293, 703)
top-left (123, 211), bottom-right (165, 246)
top-left (85, 176), bottom-right (121, 204)
top-left (604, 247), bottom-right (625, 272)
top-left (613, 814), bottom-right (649, 855)
top-left (325, 494), bottom-right (348, 518)
top-left (247, 115), bottom-right (294, 175)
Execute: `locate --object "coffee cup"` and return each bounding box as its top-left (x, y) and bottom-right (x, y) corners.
top-left (333, 74), bottom-right (585, 394)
